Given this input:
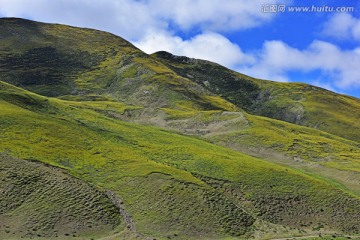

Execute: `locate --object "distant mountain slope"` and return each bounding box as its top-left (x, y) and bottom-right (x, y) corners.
top-left (1, 81), bottom-right (359, 239)
top-left (152, 51), bottom-right (360, 143)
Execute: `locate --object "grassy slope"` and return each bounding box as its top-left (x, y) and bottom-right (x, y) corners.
top-left (0, 154), bottom-right (122, 239)
top-left (209, 112), bottom-right (360, 196)
top-left (154, 106), bottom-right (360, 196)
top-left (152, 51), bottom-right (360, 143)
top-left (1, 81), bottom-right (360, 239)
top-left (2, 19), bottom-right (358, 178)
top-left (0, 18), bottom-right (359, 239)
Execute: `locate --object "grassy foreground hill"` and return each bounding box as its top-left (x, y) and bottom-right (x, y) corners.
top-left (0, 18), bottom-right (360, 239)
top-left (0, 81), bottom-right (359, 239)
top-left (0, 154), bottom-right (122, 239)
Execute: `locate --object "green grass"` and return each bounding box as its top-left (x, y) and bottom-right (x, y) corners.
top-left (254, 81), bottom-right (360, 143)
top-left (236, 113), bottom-right (360, 173)
top-left (1, 18), bottom-right (360, 240)
top-left (155, 102), bottom-right (360, 195)
top-left (0, 81), bottom-right (360, 239)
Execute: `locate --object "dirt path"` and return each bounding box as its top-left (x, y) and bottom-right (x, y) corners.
top-left (104, 190), bottom-right (155, 240)
top-left (104, 190), bottom-right (137, 232)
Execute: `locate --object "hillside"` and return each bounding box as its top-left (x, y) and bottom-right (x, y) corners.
top-left (0, 154), bottom-right (122, 239)
top-left (1, 81), bottom-right (360, 239)
top-left (150, 106), bottom-right (360, 196)
top-left (152, 51), bottom-right (360, 143)
top-left (0, 18), bottom-right (235, 112)
top-left (0, 18), bottom-right (359, 240)
top-left (1, 18), bottom-right (359, 142)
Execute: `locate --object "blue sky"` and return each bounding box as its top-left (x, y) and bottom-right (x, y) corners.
top-left (0, 0), bottom-right (360, 98)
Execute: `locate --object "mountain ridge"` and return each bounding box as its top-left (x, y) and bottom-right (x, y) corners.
top-left (0, 17), bottom-right (235, 113)
top-left (152, 50), bottom-right (360, 143)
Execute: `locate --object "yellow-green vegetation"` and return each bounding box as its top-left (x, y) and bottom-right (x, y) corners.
top-left (205, 111), bottom-right (360, 174)
top-left (161, 99), bottom-right (235, 120)
top-left (1, 81), bottom-right (360, 239)
top-left (153, 51), bottom-right (360, 143)
top-left (162, 114), bottom-right (359, 197)
top-left (241, 113), bottom-right (360, 172)
top-left (156, 102), bottom-right (360, 195)
top-left (150, 50), bottom-right (360, 197)
top-left (0, 18), bottom-right (142, 96)
top-left (292, 236), bottom-right (360, 240)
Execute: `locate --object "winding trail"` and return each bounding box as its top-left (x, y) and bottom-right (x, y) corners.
top-left (105, 190), bottom-right (137, 232)
top-left (105, 190), bottom-right (155, 240)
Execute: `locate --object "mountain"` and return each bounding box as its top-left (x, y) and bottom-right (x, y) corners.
top-left (0, 18), bottom-right (359, 240)
top-left (0, 18), bottom-right (234, 112)
top-left (152, 51), bottom-right (360, 143)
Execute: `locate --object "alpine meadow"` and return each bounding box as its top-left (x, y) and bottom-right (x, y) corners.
top-left (0, 18), bottom-right (359, 240)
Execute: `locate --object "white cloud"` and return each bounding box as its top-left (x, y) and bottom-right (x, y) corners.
top-left (148, 0), bottom-right (283, 32)
top-left (0, 0), bottom-right (166, 40)
top-left (238, 40), bottom-right (360, 90)
top-left (322, 13), bottom-right (360, 41)
top-left (134, 31), bottom-right (254, 68)
top-left (0, 0), bottom-right (282, 40)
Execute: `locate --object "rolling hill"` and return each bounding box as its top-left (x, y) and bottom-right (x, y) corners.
top-left (0, 18), bottom-right (359, 240)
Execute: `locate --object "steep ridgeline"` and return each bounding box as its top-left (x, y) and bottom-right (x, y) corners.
top-left (152, 51), bottom-right (360, 143)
